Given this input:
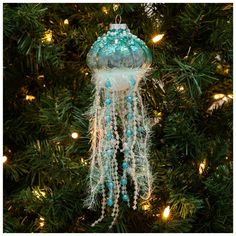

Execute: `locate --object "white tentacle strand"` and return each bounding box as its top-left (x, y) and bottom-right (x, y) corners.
top-left (85, 69), bottom-right (153, 229)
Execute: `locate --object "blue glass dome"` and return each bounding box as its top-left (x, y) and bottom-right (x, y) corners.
top-left (87, 24), bottom-right (152, 71)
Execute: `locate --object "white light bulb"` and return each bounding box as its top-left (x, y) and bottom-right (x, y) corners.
top-left (199, 160), bottom-right (206, 174)
top-left (152, 34), bottom-right (164, 43)
top-left (39, 222), bottom-right (45, 227)
top-left (213, 94), bottom-right (225, 100)
top-left (64, 19), bottom-right (69, 25)
top-left (26, 95), bottom-right (36, 101)
top-left (163, 206), bottom-right (170, 219)
top-left (71, 132), bottom-right (79, 139)
top-left (177, 85), bottom-right (184, 91)
top-left (3, 155), bottom-right (7, 163)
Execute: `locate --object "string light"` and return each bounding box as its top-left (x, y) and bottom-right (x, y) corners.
top-left (208, 93), bottom-right (233, 113)
top-left (141, 202), bottom-right (151, 211)
top-left (223, 68), bottom-right (229, 75)
top-left (71, 132), bottom-right (79, 139)
top-left (26, 95), bottom-right (36, 101)
top-left (32, 189), bottom-right (46, 199)
top-left (102, 6), bottom-right (109, 14)
top-left (142, 205), bottom-right (150, 211)
top-left (199, 159), bottom-right (206, 175)
top-left (152, 34), bottom-right (164, 43)
top-left (3, 155), bottom-right (8, 163)
top-left (39, 221), bottom-right (44, 227)
top-left (37, 75), bottom-right (44, 80)
top-left (39, 222), bottom-right (44, 227)
top-left (162, 206), bottom-right (170, 220)
top-left (81, 157), bottom-right (88, 166)
top-left (213, 94), bottom-right (225, 100)
top-left (177, 85), bottom-right (185, 91)
top-left (42, 30), bottom-right (53, 43)
top-left (113, 4), bottom-right (120, 11)
top-left (64, 19), bottom-right (69, 25)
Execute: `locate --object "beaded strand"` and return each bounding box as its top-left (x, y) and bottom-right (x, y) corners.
top-left (109, 90), bottom-right (121, 229)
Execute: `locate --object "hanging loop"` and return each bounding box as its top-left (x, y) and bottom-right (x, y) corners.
top-left (115, 14), bottom-right (122, 24)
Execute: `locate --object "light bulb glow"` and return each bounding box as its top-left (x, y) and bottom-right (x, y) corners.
top-left (102, 6), bottom-right (108, 14)
top-left (142, 205), bottom-right (149, 211)
top-left (141, 202), bottom-right (151, 211)
top-left (152, 34), bottom-right (164, 43)
top-left (177, 85), bottom-right (184, 91)
top-left (26, 95), bottom-right (36, 101)
top-left (32, 189), bottom-right (46, 199)
top-left (113, 4), bottom-right (120, 11)
top-left (64, 19), bottom-right (69, 25)
top-left (199, 159), bottom-right (206, 174)
top-left (223, 68), bottom-right (229, 75)
top-left (39, 222), bottom-right (45, 227)
top-left (42, 30), bottom-right (53, 43)
top-left (213, 94), bottom-right (225, 100)
top-left (37, 75), bottom-right (44, 80)
top-left (71, 132), bottom-right (79, 139)
top-left (163, 206), bottom-right (170, 219)
top-left (3, 155), bottom-right (7, 163)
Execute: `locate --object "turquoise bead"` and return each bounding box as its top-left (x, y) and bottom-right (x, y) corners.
top-left (124, 149), bottom-right (129, 155)
top-left (137, 127), bottom-right (143, 133)
top-left (107, 149), bottom-right (113, 157)
top-left (107, 198), bottom-right (113, 207)
top-left (126, 95), bottom-right (133, 103)
top-left (105, 98), bottom-right (112, 105)
top-left (127, 113), bottom-right (133, 120)
top-left (129, 78), bottom-right (136, 87)
top-left (122, 194), bottom-right (129, 202)
top-left (105, 80), bottom-right (112, 89)
top-left (121, 178), bottom-right (128, 186)
top-left (106, 131), bottom-right (113, 140)
top-left (105, 115), bottom-right (111, 123)
top-left (107, 181), bottom-right (114, 190)
top-left (126, 129), bottom-right (133, 137)
top-left (122, 162), bottom-right (129, 169)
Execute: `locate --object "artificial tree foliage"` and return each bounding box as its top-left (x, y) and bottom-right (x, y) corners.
top-left (3, 3), bottom-right (232, 233)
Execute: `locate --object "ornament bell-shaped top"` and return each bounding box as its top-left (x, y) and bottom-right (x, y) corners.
top-left (86, 20), bottom-right (152, 72)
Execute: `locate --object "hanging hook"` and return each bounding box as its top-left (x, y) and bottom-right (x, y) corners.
top-left (115, 14), bottom-right (122, 24)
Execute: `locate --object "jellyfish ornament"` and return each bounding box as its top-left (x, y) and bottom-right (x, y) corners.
top-left (85, 22), bottom-right (153, 229)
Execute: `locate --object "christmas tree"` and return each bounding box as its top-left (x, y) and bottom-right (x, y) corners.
top-left (3, 3), bottom-right (233, 233)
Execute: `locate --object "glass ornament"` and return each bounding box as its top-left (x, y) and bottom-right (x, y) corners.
top-left (85, 20), bottom-right (153, 229)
